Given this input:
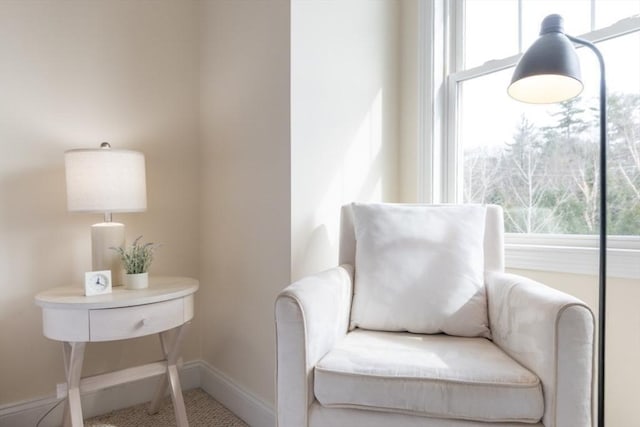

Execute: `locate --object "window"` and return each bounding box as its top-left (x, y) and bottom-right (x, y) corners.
top-left (422, 0), bottom-right (640, 277)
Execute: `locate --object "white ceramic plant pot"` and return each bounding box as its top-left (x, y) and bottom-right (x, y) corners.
top-left (124, 272), bottom-right (149, 290)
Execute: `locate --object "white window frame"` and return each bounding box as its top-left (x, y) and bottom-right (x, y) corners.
top-left (418, 0), bottom-right (640, 279)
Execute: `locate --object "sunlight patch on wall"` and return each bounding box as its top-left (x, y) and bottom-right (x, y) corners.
top-left (315, 89), bottom-right (384, 250)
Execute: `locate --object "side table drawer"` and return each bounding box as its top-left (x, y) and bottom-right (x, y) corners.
top-left (90, 298), bottom-right (183, 341)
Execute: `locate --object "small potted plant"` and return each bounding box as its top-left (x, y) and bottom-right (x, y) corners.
top-left (111, 236), bottom-right (160, 289)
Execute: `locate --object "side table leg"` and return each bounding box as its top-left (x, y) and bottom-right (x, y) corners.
top-left (149, 322), bottom-right (190, 427)
top-left (168, 364), bottom-right (188, 426)
top-left (62, 342), bottom-right (86, 427)
top-left (148, 329), bottom-right (171, 413)
top-left (62, 343), bottom-right (71, 427)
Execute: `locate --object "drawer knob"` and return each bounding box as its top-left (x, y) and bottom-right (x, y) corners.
top-left (141, 318), bottom-right (148, 326)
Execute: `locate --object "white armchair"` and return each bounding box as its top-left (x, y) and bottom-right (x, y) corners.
top-left (276, 204), bottom-right (594, 427)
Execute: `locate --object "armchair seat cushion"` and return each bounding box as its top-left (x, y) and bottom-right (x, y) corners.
top-left (314, 329), bottom-right (544, 423)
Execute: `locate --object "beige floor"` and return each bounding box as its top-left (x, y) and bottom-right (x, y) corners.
top-left (85, 388), bottom-right (248, 427)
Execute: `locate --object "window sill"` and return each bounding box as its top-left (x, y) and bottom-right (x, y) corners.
top-left (505, 234), bottom-right (640, 279)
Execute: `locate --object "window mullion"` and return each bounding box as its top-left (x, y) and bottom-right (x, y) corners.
top-left (442, 0), bottom-right (465, 203)
top-left (418, 0), bottom-right (447, 204)
top-left (444, 75), bottom-right (459, 203)
top-left (518, 0), bottom-right (523, 52)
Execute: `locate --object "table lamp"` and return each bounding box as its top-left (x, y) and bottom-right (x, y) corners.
top-left (65, 142), bottom-right (147, 285)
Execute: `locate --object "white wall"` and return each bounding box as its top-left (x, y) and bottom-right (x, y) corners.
top-left (0, 0), bottom-right (201, 405)
top-left (291, 0), bottom-right (400, 281)
top-left (198, 0), bottom-right (291, 407)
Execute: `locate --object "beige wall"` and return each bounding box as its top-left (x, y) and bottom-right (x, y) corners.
top-left (0, 0), bottom-right (201, 404)
top-left (291, 0), bottom-right (400, 281)
top-left (198, 0), bottom-right (291, 406)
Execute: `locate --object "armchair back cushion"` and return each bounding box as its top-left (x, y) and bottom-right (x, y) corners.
top-left (349, 203), bottom-right (491, 338)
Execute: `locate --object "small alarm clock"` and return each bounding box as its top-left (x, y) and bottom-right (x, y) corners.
top-left (84, 270), bottom-right (112, 296)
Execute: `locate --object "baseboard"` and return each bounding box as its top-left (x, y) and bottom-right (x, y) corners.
top-left (198, 360), bottom-right (276, 427)
top-left (0, 360), bottom-right (275, 427)
top-left (0, 394), bottom-right (63, 427)
top-left (0, 360), bottom-right (202, 427)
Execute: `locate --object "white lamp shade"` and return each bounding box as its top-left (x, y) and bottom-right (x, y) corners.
top-left (65, 148), bottom-right (147, 213)
top-left (508, 73), bottom-right (583, 104)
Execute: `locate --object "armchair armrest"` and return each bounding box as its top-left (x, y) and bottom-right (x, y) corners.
top-left (486, 271), bottom-right (595, 427)
top-left (275, 265), bottom-right (354, 427)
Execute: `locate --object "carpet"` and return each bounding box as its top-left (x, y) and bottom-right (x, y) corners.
top-left (85, 388), bottom-right (248, 427)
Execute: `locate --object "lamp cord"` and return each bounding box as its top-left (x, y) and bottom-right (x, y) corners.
top-left (35, 398), bottom-right (65, 427)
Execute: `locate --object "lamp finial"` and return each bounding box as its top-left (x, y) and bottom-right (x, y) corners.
top-left (540, 14), bottom-right (565, 35)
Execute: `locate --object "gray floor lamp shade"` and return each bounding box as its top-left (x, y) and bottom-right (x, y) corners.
top-left (508, 14), bottom-right (607, 427)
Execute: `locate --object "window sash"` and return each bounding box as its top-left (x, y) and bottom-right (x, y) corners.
top-left (452, 14), bottom-right (640, 84)
top-left (419, 1), bottom-right (640, 278)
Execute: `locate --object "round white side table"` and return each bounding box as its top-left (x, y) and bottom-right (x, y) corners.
top-left (35, 276), bottom-right (199, 427)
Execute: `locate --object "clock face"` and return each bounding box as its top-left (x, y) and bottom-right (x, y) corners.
top-left (85, 270), bottom-right (112, 296)
top-left (92, 273), bottom-right (108, 288)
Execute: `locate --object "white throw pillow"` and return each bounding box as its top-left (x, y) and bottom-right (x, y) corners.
top-left (350, 203), bottom-right (490, 338)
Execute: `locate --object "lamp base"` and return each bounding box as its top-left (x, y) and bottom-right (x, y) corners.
top-left (91, 222), bottom-right (125, 286)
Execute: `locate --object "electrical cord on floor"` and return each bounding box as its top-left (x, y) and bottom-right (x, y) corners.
top-left (35, 398), bottom-right (65, 427)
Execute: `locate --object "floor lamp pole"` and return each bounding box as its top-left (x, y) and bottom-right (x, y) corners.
top-left (508, 14), bottom-right (607, 426)
top-left (568, 35), bottom-right (607, 427)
